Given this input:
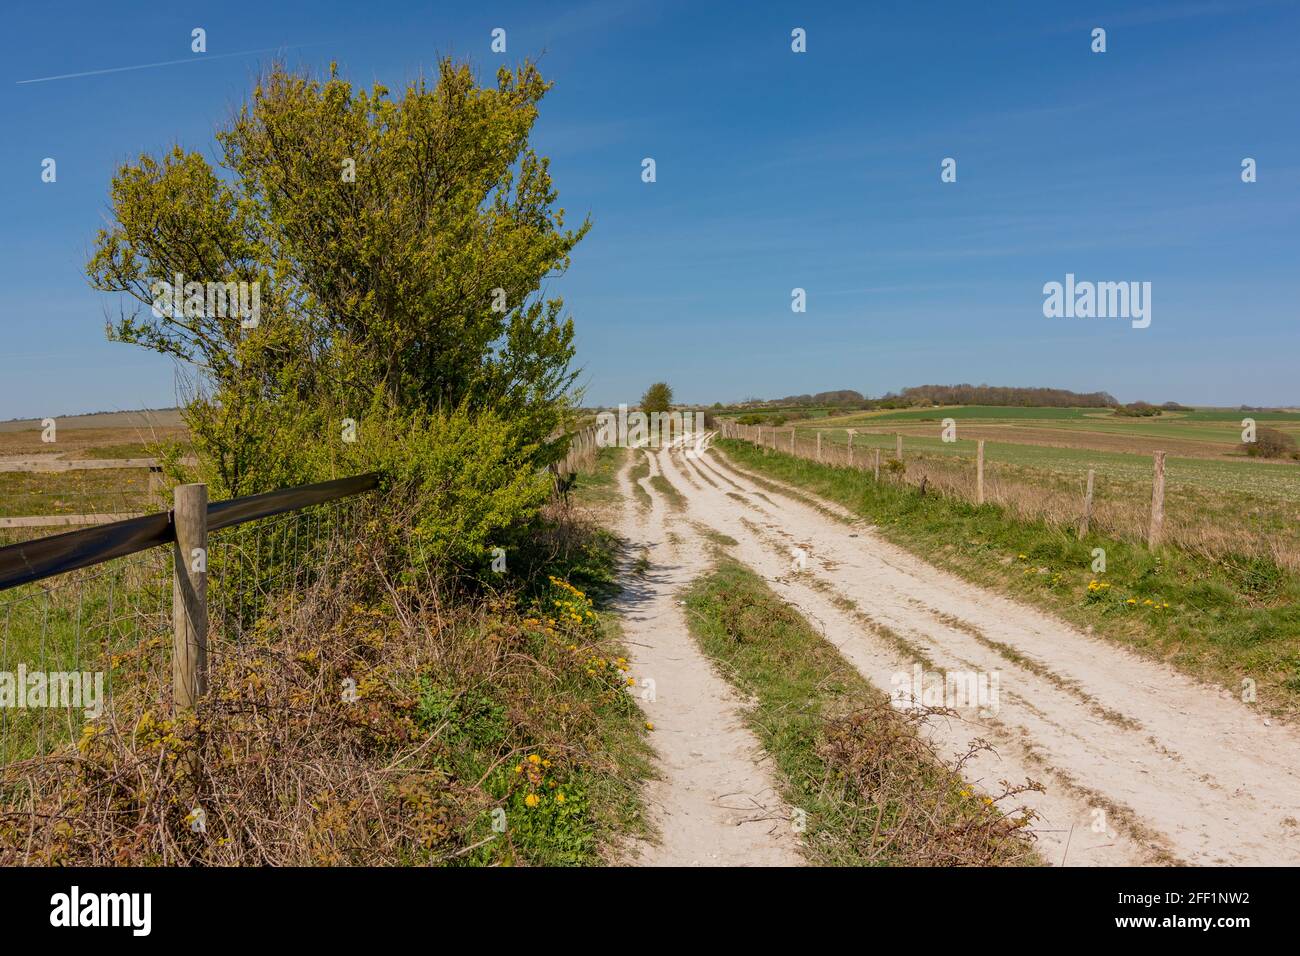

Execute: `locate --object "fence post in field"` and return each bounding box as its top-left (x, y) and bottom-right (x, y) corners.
top-left (874, 448), bottom-right (881, 481)
top-left (790, 428), bottom-right (796, 454)
top-left (896, 434), bottom-right (903, 460)
top-left (148, 465), bottom-right (164, 507)
top-left (172, 483), bottom-right (209, 711)
top-left (816, 431), bottom-right (822, 462)
top-left (1079, 468), bottom-right (1095, 538)
top-left (1148, 452), bottom-right (1166, 549)
top-left (976, 440), bottom-right (985, 505)
top-left (846, 429), bottom-right (855, 468)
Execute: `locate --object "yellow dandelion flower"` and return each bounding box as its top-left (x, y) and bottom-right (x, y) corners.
top-left (525, 793), bottom-right (540, 808)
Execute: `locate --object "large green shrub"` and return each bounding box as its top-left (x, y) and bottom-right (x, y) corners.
top-left (86, 59), bottom-right (588, 562)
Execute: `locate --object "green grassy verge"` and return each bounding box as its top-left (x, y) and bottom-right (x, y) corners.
top-left (428, 581), bottom-right (656, 867)
top-left (715, 438), bottom-right (1300, 720)
top-left (683, 556), bottom-right (1042, 866)
top-left (568, 446), bottom-right (626, 511)
top-left (648, 474), bottom-right (684, 510)
top-left (628, 451), bottom-right (651, 511)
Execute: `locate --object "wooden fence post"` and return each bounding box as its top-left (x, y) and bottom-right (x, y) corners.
top-left (846, 430), bottom-right (854, 468)
top-left (1148, 452), bottom-right (1166, 549)
top-left (896, 434), bottom-right (903, 460)
top-left (172, 483), bottom-right (209, 711)
top-left (790, 428), bottom-right (796, 454)
top-left (976, 440), bottom-right (985, 505)
top-left (874, 448), bottom-right (881, 481)
top-left (816, 431), bottom-right (822, 462)
top-left (1079, 468), bottom-right (1095, 539)
top-left (148, 465), bottom-right (164, 508)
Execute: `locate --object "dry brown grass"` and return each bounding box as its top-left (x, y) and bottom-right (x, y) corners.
top-left (818, 702), bottom-right (1044, 866)
top-left (0, 426), bottom-right (189, 460)
top-left (0, 505), bottom-right (649, 866)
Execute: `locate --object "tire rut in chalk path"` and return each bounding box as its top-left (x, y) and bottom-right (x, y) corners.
top-left (612, 450), bottom-right (802, 867)
top-left (650, 438), bottom-right (1300, 867)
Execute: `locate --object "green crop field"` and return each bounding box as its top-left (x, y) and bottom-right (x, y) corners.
top-left (819, 405), bottom-right (1300, 426)
top-left (828, 405), bottom-right (1100, 423)
top-left (805, 430), bottom-right (1299, 498)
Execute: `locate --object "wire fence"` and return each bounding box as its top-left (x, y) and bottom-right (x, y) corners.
top-left (0, 547), bottom-right (171, 765)
top-left (0, 479), bottom-right (374, 769)
top-left (721, 421), bottom-right (1299, 570)
top-left (2, 419), bottom-right (598, 769)
top-left (208, 497), bottom-right (365, 639)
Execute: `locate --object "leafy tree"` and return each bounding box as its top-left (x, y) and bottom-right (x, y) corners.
top-left (640, 382), bottom-right (673, 414)
top-left (87, 59), bottom-right (589, 502)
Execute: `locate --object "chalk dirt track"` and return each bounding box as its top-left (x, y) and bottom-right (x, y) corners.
top-left (606, 439), bottom-right (1300, 867)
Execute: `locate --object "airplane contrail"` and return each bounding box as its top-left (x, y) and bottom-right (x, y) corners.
top-left (16, 44), bottom-right (307, 85)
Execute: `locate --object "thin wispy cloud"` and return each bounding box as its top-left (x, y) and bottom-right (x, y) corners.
top-left (16, 44), bottom-right (307, 85)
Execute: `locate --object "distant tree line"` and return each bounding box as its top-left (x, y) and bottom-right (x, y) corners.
top-left (722, 384), bottom-right (1213, 415)
top-left (770, 390), bottom-right (866, 407)
top-left (881, 384), bottom-right (1118, 408)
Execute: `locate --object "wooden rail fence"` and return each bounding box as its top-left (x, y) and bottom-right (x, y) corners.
top-left (0, 456), bottom-right (197, 529)
top-left (0, 472), bottom-right (379, 718)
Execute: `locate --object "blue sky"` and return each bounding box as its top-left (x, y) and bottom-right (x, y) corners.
top-left (2, 0), bottom-right (1298, 418)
